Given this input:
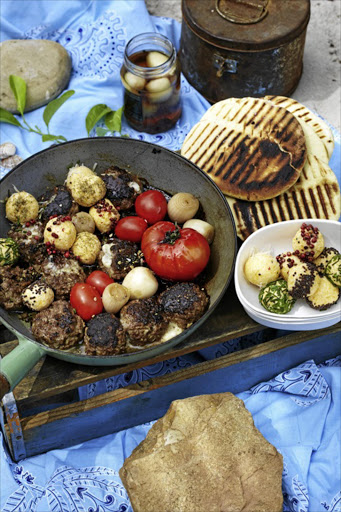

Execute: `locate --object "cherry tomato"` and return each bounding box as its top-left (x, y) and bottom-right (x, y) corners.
top-left (141, 221), bottom-right (210, 281)
top-left (135, 190), bottom-right (167, 224)
top-left (70, 282), bottom-right (103, 321)
top-left (86, 270), bottom-right (114, 295)
top-left (115, 216), bottom-right (148, 243)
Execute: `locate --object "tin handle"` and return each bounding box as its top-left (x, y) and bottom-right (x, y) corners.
top-left (215, 0), bottom-right (269, 24)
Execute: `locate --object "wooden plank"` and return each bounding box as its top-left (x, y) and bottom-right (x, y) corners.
top-left (15, 327), bottom-right (340, 459)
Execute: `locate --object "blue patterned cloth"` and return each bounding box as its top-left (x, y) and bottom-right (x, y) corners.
top-left (1, 357), bottom-right (341, 511)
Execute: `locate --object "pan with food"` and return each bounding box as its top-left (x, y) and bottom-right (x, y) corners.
top-left (0, 137), bottom-right (236, 398)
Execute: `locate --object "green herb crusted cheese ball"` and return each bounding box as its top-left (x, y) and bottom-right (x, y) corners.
top-left (259, 279), bottom-right (296, 314)
top-left (325, 254), bottom-right (341, 287)
top-left (244, 252), bottom-right (280, 287)
top-left (6, 191), bottom-right (39, 223)
top-left (0, 238), bottom-right (19, 266)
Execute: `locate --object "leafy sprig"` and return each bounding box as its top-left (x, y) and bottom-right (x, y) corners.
top-left (0, 75), bottom-right (74, 143)
top-left (85, 104), bottom-right (126, 137)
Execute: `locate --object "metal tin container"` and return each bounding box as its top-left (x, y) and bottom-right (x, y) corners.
top-left (180, 0), bottom-right (310, 103)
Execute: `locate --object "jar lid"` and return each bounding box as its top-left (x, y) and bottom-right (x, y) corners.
top-left (182, 0), bottom-right (310, 51)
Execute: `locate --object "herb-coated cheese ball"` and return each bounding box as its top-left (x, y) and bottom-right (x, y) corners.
top-left (70, 173), bottom-right (106, 207)
top-left (44, 216), bottom-right (77, 251)
top-left (287, 262), bottom-right (321, 299)
top-left (306, 276), bottom-right (340, 310)
top-left (71, 232), bottom-right (101, 265)
top-left (89, 198), bottom-right (120, 233)
top-left (0, 238), bottom-right (19, 266)
top-left (292, 223), bottom-right (324, 260)
top-left (314, 248), bottom-right (340, 275)
top-left (325, 254), bottom-right (341, 287)
top-left (6, 191), bottom-right (39, 223)
top-left (72, 211), bottom-right (96, 233)
top-left (65, 165), bottom-right (95, 190)
top-left (22, 281), bottom-right (55, 311)
top-left (276, 253), bottom-right (301, 281)
top-left (244, 252), bottom-right (280, 287)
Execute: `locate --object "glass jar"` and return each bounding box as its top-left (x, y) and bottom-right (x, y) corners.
top-left (121, 33), bottom-right (182, 134)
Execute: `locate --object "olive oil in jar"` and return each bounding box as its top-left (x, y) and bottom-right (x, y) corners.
top-left (121, 33), bottom-right (182, 134)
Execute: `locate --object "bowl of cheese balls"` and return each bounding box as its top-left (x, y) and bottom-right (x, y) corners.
top-left (234, 219), bottom-right (341, 330)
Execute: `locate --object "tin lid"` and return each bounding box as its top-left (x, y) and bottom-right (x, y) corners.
top-left (182, 0), bottom-right (310, 51)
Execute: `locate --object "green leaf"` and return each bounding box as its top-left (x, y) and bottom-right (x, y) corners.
top-left (86, 104), bottom-right (112, 136)
top-left (105, 107), bottom-right (123, 133)
top-left (0, 107), bottom-right (23, 127)
top-left (43, 90), bottom-right (75, 128)
top-left (96, 127), bottom-right (109, 136)
top-left (42, 134), bottom-right (67, 142)
top-left (9, 75), bottom-right (26, 115)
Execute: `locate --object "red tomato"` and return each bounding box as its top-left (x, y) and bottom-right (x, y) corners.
top-left (135, 190), bottom-right (167, 224)
top-left (115, 216), bottom-right (148, 243)
top-left (86, 270), bottom-right (114, 295)
top-left (141, 221), bottom-right (210, 281)
top-left (70, 283), bottom-right (103, 321)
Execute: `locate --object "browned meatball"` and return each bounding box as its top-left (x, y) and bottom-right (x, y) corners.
top-left (158, 282), bottom-right (209, 329)
top-left (32, 300), bottom-right (84, 349)
top-left (84, 313), bottom-right (125, 355)
top-left (0, 265), bottom-right (38, 310)
top-left (98, 238), bottom-right (144, 280)
top-left (41, 254), bottom-right (86, 299)
top-left (101, 166), bottom-right (142, 210)
top-left (120, 298), bottom-right (168, 346)
top-left (39, 185), bottom-right (79, 222)
top-left (8, 220), bottom-right (46, 267)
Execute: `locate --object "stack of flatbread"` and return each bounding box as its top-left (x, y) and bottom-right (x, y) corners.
top-left (181, 96), bottom-right (340, 240)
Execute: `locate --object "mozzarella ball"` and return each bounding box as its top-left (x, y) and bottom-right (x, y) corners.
top-left (124, 71), bottom-right (146, 92)
top-left (167, 193), bottom-right (200, 224)
top-left (72, 211), bottom-right (96, 233)
top-left (44, 216), bottom-right (77, 251)
top-left (102, 283), bottom-right (130, 314)
top-left (122, 267), bottom-right (159, 299)
top-left (183, 219), bottom-right (215, 244)
top-left (292, 224), bottom-right (324, 260)
top-left (22, 281), bottom-right (54, 311)
top-left (6, 191), bottom-right (39, 223)
top-left (89, 198), bottom-right (120, 233)
top-left (146, 51), bottom-right (169, 68)
top-left (70, 173), bottom-right (106, 207)
top-left (71, 232), bottom-right (101, 265)
top-left (244, 252), bottom-right (281, 287)
top-left (65, 165), bottom-right (95, 190)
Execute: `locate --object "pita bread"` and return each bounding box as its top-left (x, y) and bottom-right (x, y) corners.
top-left (227, 154), bottom-right (341, 240)
top-left (264, 95), bottom-right (334, 160)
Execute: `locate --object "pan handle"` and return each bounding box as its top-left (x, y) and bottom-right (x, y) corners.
top-left (0, 335), bottom-right (45, 400)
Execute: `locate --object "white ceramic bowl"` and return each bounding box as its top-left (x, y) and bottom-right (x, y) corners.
top-left (235, 219), bottom-right (341, 329)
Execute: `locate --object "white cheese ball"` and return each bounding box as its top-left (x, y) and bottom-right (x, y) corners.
top-left (22, 281), bottom-right (54, 311)
top-left (146, 51), bottom-right (169, 68)
top-left (244, 252), bottom-right (281, 287)
top-left (72, 211), bottom-right (96, 233)
top-left (146, 77), bottom-right (172, 103)
top-left (65, 165), bottom-right (95, 190)
top-left (124, 71), bottom-right (146, 92)
top-left (70, 173), bottom-right (106, 207)
top-left (122, 267), bottom-right (158, 299)
top-left (44, 216), bottom-right (77, 251)
top-left (6, 191), bottom-right (39, 223)
top-left (71, 232), bottom-right (101, 265)
top-left (89, 198), bottom-right (120, 233)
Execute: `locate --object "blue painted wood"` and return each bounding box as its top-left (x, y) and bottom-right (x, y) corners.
top-left (21, 330), bottom-right (341, 459)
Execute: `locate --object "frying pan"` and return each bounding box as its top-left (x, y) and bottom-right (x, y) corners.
top-left (0, 137), bottom-right (237, 398)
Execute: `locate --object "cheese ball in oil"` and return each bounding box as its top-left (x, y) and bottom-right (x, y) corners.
top-left (244, 253), bottom-right (280, 287)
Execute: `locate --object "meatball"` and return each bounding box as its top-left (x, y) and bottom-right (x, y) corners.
top-left (6, 191), bottom-right (39, 223)
top-left (120, 298), bottom-right (168, 346)
top-left (98, 238), bottom-right (144, 280)
top-left (39, 185), bottom-right (78, 222)
top-left (158, 282), bottom-right (209, 329)
top-left (31, 300), bottom-right (84, 349)
top-left (84, 313), bottom-right (125, 355)
top-left (0, 265), bottom-right (38, 310)
top-left (41, 254), bottom-right (86, 299)
top-left (101, 166), bottom-right (143, 210)
top-left (8, 220), bottom-right (45, 265)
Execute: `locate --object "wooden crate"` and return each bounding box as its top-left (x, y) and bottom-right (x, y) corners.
top-left (1, 286), bottom-right (340, 461)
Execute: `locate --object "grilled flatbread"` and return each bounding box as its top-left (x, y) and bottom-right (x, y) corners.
top-left (227, 154), bottom-right (341, 240)
top-left (264, 95), bottom-right (334, 160)
top-left (181, 111), bottom-right (306, 201)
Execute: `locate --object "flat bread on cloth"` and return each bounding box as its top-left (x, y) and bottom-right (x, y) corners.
top-left (181, 98), bottom-right (306, 201)
top-left (227, 154), bottom-right (341, 240)
top-left (119, 393), bottom-right (283, 512)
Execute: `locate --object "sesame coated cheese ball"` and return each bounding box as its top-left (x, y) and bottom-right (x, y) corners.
top-left (69, 173), bottom-right (106, 207)
top-left (6, 191), bottom-right (39, 224)
top-left (292, 223), bottom-right (324, 261)
top-left (71, 232), bottom-right (101, 265)
top-left (89, 198), bottom-right (120, 233)
top-left (287, 262), bottom-right (321, 299)
top-left (22, 281), bottom-right (55, 311)
top-left (244, 252), bottom-right (281, 287)
top-left (44, 216), bottom-right (77, 251)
